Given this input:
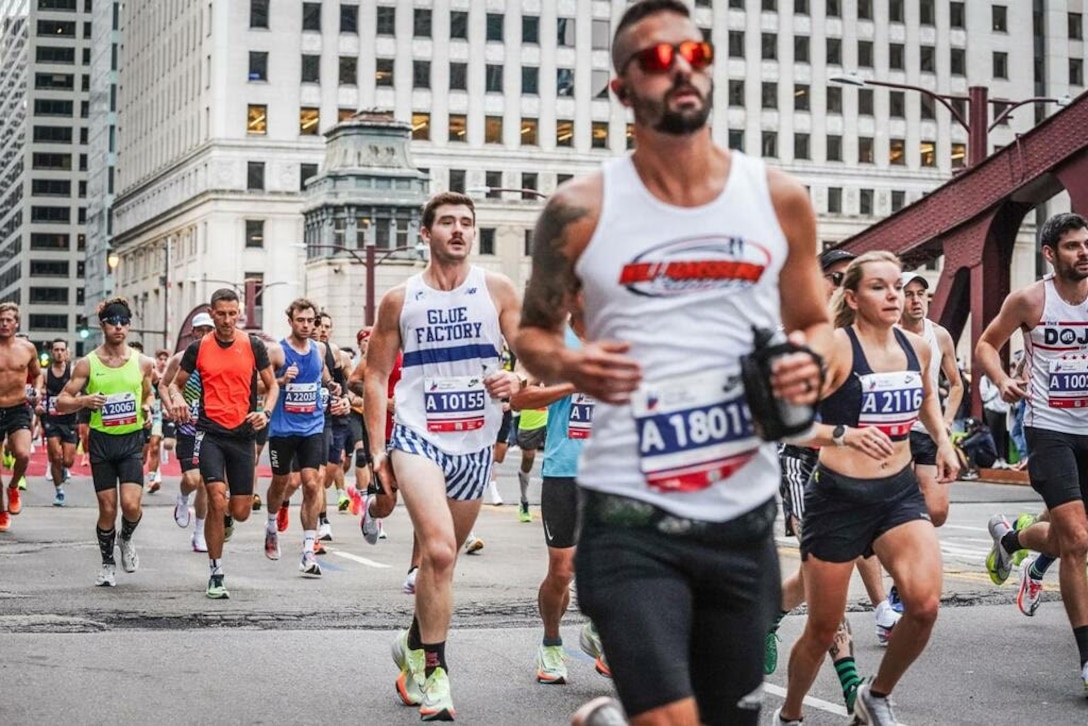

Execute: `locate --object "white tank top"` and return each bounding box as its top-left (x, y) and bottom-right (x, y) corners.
top-left (1024, 275), bottom-right (1088, 434)
top-left (910, 319), bottom-right (942, 434)
top-left (394, 266), bottom-right (505, 454)
top-left (574, 152), bottom-right (787, 522)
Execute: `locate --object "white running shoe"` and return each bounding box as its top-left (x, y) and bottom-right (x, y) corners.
top-left (853, 682), bottom-right (898, 725)
top-left (874, 600), bottom-right (900, 646)
top-left (360, 495), bottom-right (381, 545)
top-left (95, 563), bottom-right (116, 587)
top-left (772, 707), bottom-right (802, 726)
top-left (318, 521), bottom-right (333, 541)
top-left (485, 478), bottom-right (503, 506)
top-left (299, 551), bottom-right (322, 578)
top-left (173, 493), bottom-right (191, 528)
top-left (377, 520), bottom-right (387, 540)
top-left (191, 529), bottom-right (208, 553)
top-left (463, 534), bottom-right (484, 554)
top-left (1017, 558), bottom-right (1044, 617)
top-left (119, 537), bottom-right (139, 573)
top-left (402, 567), bottom-right (418, 595)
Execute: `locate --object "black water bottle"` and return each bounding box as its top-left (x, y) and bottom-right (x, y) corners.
top-left (740, 326), bottom-right (818, 442)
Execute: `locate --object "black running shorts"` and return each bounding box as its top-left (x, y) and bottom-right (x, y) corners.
top-left (779, 444), bottom-right (817, 536)
top-left (44, 421), bottom-right (78, 445)
top-left (254, 424), bottom-right (269, 448)
top-left (176, 434), bottom-right (198, 474)
top-left (327, 421), bottom-right (349, 464)
top-left (269, 433), bottom-right (325, 475)
top-left (194, 431), bottom-right (255, 496)
top-left (541, 477), bottom-right (578, 549)
top-left (1025, 427), bottom-right (1088, 509)
top-left (0, 404), bottom-right (31, 439)
top-left (89, 429), bottom-right (145, 492)
top-left (909, 430), bottom-right (938, 467)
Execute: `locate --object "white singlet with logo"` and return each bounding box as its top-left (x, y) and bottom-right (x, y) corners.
top-left (910, 319), bottom-right (942, 434)
top-left (573, 152), bottom-right (787, 522)
top-left (394, 266), bottom-right (505, 454)
top-left (1025, 275), bottom-right (1088, 434)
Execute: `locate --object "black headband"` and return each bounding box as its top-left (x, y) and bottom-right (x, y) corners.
top-left (99, 302), bottom-right (131, 321)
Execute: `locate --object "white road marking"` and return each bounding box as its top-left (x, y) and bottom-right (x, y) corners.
top-left (330, 550), bottom-right (391, 569)
top-left (763, 683), bottom-right (910, 725)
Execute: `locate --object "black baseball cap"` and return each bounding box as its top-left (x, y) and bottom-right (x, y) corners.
top-left (819, 248), bottom-right (857, 271)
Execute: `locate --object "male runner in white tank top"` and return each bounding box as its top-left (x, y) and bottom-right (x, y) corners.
top-left (517, 3), bottom-right (832, 724)
top-left (975, 212), bottom-right (1088, 695)
top-left (899, 271), bottom-right (963, 527)
top-left (364, 191), bottom-right (522, 722)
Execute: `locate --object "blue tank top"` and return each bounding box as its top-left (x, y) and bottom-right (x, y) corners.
top-left (818, 327), bottom-right (923, 442)
top-left (270, 339), bottom-right (325, 437)
top-left (542, 328), bottom-right (595, 478)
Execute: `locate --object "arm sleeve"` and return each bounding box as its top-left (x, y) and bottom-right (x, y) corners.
top-left (250, 336), bottom-right (271, 370)
top-left (179, 342), bottom-right (200, 374)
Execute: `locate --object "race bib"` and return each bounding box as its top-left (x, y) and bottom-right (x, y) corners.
top-left (101, 392), bottom-right (138, 428)
top-left (567, 393), bottom-right (595, 439)
top-left (631, 370), bottom-right (759, 493)
top-left (857, 371), bottom-right (923, 438)
top-left (45, 395), bottom-right (57, 416)
top-left (425, 376), bottom-right (486, 433)
top-left (1048, 356), bottom-right (1088, 408)
top-left (284, 381), bottom-right (318, 414)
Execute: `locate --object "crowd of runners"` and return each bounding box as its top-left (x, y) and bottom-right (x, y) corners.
top-left (3, 2), bottom-right (1088, 725)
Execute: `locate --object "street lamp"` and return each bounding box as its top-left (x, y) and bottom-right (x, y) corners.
top-left (306, 242), bottom-right (429, 326)
top-left (467, 186), bottom-right (548, 200)
top-left (187, 277), bottom-right (299, 330)
top-left (828, 73), bottom-right (1072, 167)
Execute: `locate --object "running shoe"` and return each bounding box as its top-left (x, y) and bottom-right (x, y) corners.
top-left (845, 681), bottom-right (860, 714)
top-left (571, 697), bottom-right (626, 726)
top-left (536, 644), bottom-right (568, 684)
top-left (1082, 661), bottom-right (1088, 698)
top-left (337, 491), bottom-right (351, 512)
top-left (1017, 558), bottom-right (1044, 617)
top-left (485, 479), bottom-right (503, 506)
top-left (7, 488), bottom-right (20, 515)
top-left (15, 477), bottom-right (26, 491)
top-left (2, 452), bottom-right (13, 469)
top-left (463, 534), bottom-right (484, 554)
top-left (119, 537), bottom-right (139, 573)
top-left (853, 682), bottom-right (898, 726)
top-left (52, 488), bottom-right (65, 507)
top-left (402, 567), bottom-right (418, 595)
top-left (313, 540), bottom-right (327, 556)
top-left (264, 529), bottom-right (280, 560)
top-left (62, 467), bottom-right (71, 482)
top-left (1011, 513), bottom-right (1036, 568)
top-left (361, 495), bottom-right (381, 545)
top-left (391, 629), bottom-right (426, 706)
top-left (874, 600), bottom-right (900, 646)
top-left (888, 586), bottom-right (904, 614)
top-left (147, 477), bottom-right (160, 494)
top-left (276, 502), bottom-right (289, 532)
top-left (318, 521), bottom-right (333, 541)
top-left (419, 666), bottom-right (455, 722)
top-left (378, 520), bottom-right (388, 539)
top-left (579, 622), bottom-right (612, 678)
top-left (95, 563), bottom-right (116, 587)
top-left (986, 514), bottom-right (1015, 585)
top-left (223, 515), bottom-right (235, 542)
top-left (299, 551), bottom-right (322, 578)
top-left (0, 511), bottom-right (9, 532)
top-left (772, 707), bottom-right (802, 726)
top-left (764, 631), bottom-right (780, 675)
top-left (206, 574), bottom-right (229, 599)
top-left (518, 501), bottom-right (532, 523)
top-left (348, 486), bottom-right (362, 516)
top-left (252, 493), bottom-right (262, 512)
top-left (191, 529), bottom-right (208, 553)
top-left (174, 494), bottom-right (191, 528)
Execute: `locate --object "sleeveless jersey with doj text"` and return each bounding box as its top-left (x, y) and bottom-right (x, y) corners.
top-left (1025, 275), bottom-right (1088, 434)
top-left (573, 152), bottom-right (787, 522)
top-left (394, 266), bottom-right (504, 454)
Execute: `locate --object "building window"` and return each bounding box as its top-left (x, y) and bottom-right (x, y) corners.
top-left (32, 153), bottom-right (71, 170)
top-left (890, 138), bottom-right (906, 165)
top-left (827, 86), bottom-right (842, 114)
top-left (250, 0), bottom-right (269, 29)
top-left (827, 0), bottom-right (841, 18)
top-left (889, 43), bottom-right (905, 71)
top-left (299, 107), bottom-right (319, 135)
top-left (592, 122), bottom-right (608, 149)
top-left (921, 95), bottom-right (936, 120)
top-left (762, 131), bottom-right (778, 158)
top-left (449, 169), bottom-right (466, 193)
top-left (29, 315), bottom-right (68, 331)
top-left (35, 73), bottom-right (74, 90)
top-left (557, 68), bottom-right (574, 96)
top-left (992, 5), bottom-right (1007, 32)
top-left (794, 84), bottom-right (810, 111)
top-left (521, 118), bottom-right (538, 146)
top-left (36, 46), bottom-right (75, 64)
top-left (828, 187), bottom-right (842, 213)
top-left (1071, 12), bottom-right (1084, 40)
top-left (485, 116), bottom-right (502, 144)
top-left (728, 129), bottom-right (744, 151)
top-left (523, 15), bottom-right (539, 44)
top-left (38, 19), bottom-right (76, 36)
top-left (592, 19), bottom-right (610, 50)
top-left (479, 228), bottom-right (496, 255)
top-left (794, 133), bottom-right (810, 160)
top-left (340, 56), bottom-right (357, 86)
top-left (794, 36), bottom-right (809, 63)
top-left (302, 2), bottom-right (321, 31)
top-left (413, 60), bottom-right (430, 89)
top-left (340, 4), bottom-right (357, 33)
top-left (761, 82), bottom-right (777, 109)
top-left (857, 0), bottom-right (872, 20)
top-left (414, 8), bottom-right (431, 38)
top-left (557, 120), bottom-right (574, 147)
top-left (858, 40), bottom-right (873, 68)
top-left (31, 206), bottom-right (71, 223)
top-left (30, 233), bottom-right (69, 250)
top-left (33, 99), bottom-right (72, 117)
top-left (375, 58), bottom-right (393, 86)
top-left (761, 33), bottom-right (776, 60)
top-left (950, 2), bottom-right (965, 29)
top-left (443, 63), bottom-right (466, 91)
top-left (993, 52), bottom-right (1009, 79)
top-left (920, 46), bottom-right (935, 73)
top-left (521, 172), bottom-right (539, 200)
top-left (486, 64), bottom-right (503, 93)
top-left (448, 114), bottom-right (466, 142)
top-left (486, 13), bottom-right (503, 42)
top-left (858, 88), bottom-right (873, 115)
top-left (246, 220), bottom-right (264, 247)
top-left (827, 135), bottom-right (843, 161)
top-left (889, 0), bottom-right (904, 22)
top-left (859, 137), bottom-right (874, 163)
top-left (794, 0), bottom-right (809, 13)
top-left (376, 6), bottom-right (395, 36)
top-left (412, 113), bottom-right (430, 141)
top-left (301, 54), bottom-right (320, 83)
top-left (524, 229), bottom-right (534, 256)
top-left (859, 189), bottom-right (874, 216)
top-left (450, 10), bottom-right (468, 39)
top-left (247, 162), bottom-right (265, 190)
top-left (920, 0), bottom-right (935, 25)
top-left (247, 104), bottom-right (267, 134)
top-left (249, 51), bottom-right (268, 81)
top-left (300, 163), bottom-right (318, 191)
top-left (728, 0), bottom-right (743, 7)
top-left (728, 80), bottom-right (745, 106)
top-left (827, 38), bottom-right (841, 65)
top-left (889, 91), bottom-right (905, 118)
top-left (919, 141), bottom-right (937, 167)
top-left (951, 48), bottom-right (966, 76)
top-left (952, 143), bottom-right (967, 169)
top-left (557, 17), bottom-right (575, 46)
top-left (891, 191), bottom-right (906, 211)
top-left (33, 126), bottom-right (72, 143)
top-left (522, 66), bottom-right (540, 95)
top-left (1072, 58), bottom-right (1085, 86)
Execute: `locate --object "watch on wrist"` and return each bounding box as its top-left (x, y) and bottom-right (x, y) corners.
top-left (832, 424), bottom-right (847, 447)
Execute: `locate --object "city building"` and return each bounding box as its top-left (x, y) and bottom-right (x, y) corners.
top-left (103, 0), bottom-right (1086, 350)
top-left (0, 0), bottom-right (92, 354)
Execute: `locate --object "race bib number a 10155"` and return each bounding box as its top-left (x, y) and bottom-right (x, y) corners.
top-left (425, 376), bottom-right (486, 433)
top-left (631, 370), bottom-right (759, 493)
top-left (101, 392), bottom-right (138, 427)
top-left (1049, 357), bottom-right (1088, 408)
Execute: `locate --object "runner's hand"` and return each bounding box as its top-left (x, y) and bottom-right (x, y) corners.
top-left (83, 393), bottom-right (107, 410)
top-left (142, 405), bottom-right (153, 428)
top-left (559, 341), bottom-right (642, 405)
top-left (483, 370), bottom-right (519, 399)
top-left (999, 377), bottom-right (1028, 404)
top-left (935, 441), bottom-right (960, 483)
top-left (328, 381), bottom-right (341, 396)
top-left (283, 364), bottom-right (299, 383)
top-left (246, 410), bottom-right (270, 431)
top-left (330, 396), bottom-right (350, 416)
top-left (166, 395), bottom-right (190, 424)
top-left (372, 451), bottom-right (398, 494)
top-left (844, 426), bottom-right (895, 460)
top-left (771, 331), bottom-right (823, 406)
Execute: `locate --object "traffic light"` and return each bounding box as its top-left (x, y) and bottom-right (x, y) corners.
top-left (76, 314), bottom-right (89, 340)
top-left (38, 351), bottom-right (49, 368)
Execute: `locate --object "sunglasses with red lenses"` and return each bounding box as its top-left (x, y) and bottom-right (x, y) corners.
top-left (624, 41), bottom-right (715, 74)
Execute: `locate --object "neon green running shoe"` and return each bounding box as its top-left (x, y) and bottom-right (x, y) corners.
top-left (419, 667), bottom-right (456, 722)
top-left (206, 574), bottom-right (229, 599)
top-left (2, 452), bottom-right (14, 470)
top-left (764, 631), bottom-right (780, 675)
top-left (392, 629), bottom-right (425, 706)
top-left (518, 501), bottom-right (532, 523)
top-left (15, 477), bottom-right (26, 491)
top-left (1011, 513), bottom-right (1038, 568)
top-left (986, 514), bottom-right (1014, 585)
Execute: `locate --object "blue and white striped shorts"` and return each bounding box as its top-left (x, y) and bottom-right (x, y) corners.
top-left (389, 424), bottom-right (493, 501)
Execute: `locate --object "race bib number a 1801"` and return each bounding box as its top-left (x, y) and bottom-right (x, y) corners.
top-left (631, 370), bottom-right (759, 493)
top-left (101, 392), bottom-right (138, 427)
top-left (567, 393), bottom-right (595, 439)
top-left (1049, 357), bottom-right (1088, 408)
top-left (425, 376), bottom-right (486, 433)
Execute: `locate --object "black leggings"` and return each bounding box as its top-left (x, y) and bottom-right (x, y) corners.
top-left (574, 511), bottom-right (779, 724)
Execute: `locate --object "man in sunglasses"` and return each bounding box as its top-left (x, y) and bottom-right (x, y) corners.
top-left (516, 2), bottom-right (832, 725)
top-left (56, 298), bottom-right (155, 587)
top-left (820, 247), bottom-right (855, 296)
top-left (0, 303), bottom-right (40, 533)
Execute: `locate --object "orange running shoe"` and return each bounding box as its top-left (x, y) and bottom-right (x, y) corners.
top-left (313, 540), bottom-right (327, 556)
top-left (0, 511), bottom-right (9, 531)
top-left (7, 487), bottom-right (21, 515)
top-left (276, 503), bottom-right (289, 532)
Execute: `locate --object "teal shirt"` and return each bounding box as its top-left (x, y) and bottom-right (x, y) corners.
top-left (542, 328), bottom-right (590, 479)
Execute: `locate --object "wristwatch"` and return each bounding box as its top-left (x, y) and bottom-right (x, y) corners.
top-left (832, 424), bottom-right (847, 447)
